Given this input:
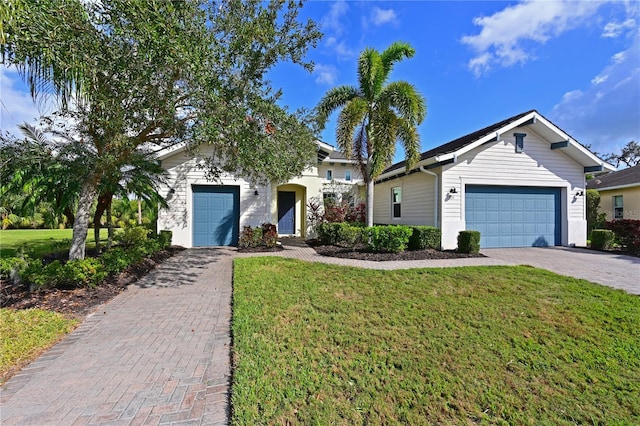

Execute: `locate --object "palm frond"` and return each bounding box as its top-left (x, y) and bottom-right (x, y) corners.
top-left (358, 48), bottom-right (384, 101)
top-left (336, 98), bottom-right (367, 160)
top-left (18, 123), bottom-right (49, 145)
top-left (315, 85), bottom-right (360, 130)
top-left (380, 81), bottom-right (426, 125)
top-left (379, 42), bottom-right (415, 84)
top-left (396, 117), bottom-right (421, 170)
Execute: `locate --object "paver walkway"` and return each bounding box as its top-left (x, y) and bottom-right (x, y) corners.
top-left (3, 241), bottom-right (638, 425)
top-left (1, 248), bottom-right (234, 426)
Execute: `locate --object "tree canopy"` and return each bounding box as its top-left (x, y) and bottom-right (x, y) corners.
top-left (1, 0), bottom-right (322, 258)
top-left (316, 41), bottom-right (426, 226)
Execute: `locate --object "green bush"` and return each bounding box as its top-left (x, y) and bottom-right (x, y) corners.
top-left (317, 223), bottom-right (341, 245)
top-left (336, 223), bottom-right (362, 249)
top-left (24, 258), bottom-right (107, 289)
top-left (116, 226), bottom-right (149, 247)
top-left (365, 225), bottom-right (412, 253)
top-left (101, 247), bottom-right (137, 275)
top-left (408, 226), bottom-right (441, 250)
top-left (0, 256), bottom-right (30, 283)
top-left (458, 230), bottom-right (481, 254)
top-left (591, 229), bottom-right (615, 251)
top-left (158, 230), bottom-right (172, 248)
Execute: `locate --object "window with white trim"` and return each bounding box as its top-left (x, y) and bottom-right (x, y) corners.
top-left (345, 170), bottom-right (352, 182)
top-left (613, 195), bottom-right (623, 219)
top-left (392, 187), bottom-right (402, 218)
top-left (326, 169), bottom-right (333, 180)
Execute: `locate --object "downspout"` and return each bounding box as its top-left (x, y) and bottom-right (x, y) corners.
top-left (419, 167), bottom-right (439, 228)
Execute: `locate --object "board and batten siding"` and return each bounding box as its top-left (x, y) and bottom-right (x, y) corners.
top-left (439, 127), bottom-right (586, 249)
top-left (157, 146), bottom-right (269, 247)
top-left (373, 172), bottom-right (437, 226)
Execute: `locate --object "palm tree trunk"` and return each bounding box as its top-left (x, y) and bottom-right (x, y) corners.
top-left (69, 180), bottom-right (98, 260)
top-left (366, 180), bottom-right (374, 227)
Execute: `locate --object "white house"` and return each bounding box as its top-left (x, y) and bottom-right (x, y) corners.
top-left (156, 141), bottom-right (363, 247)
top-left (373, 110), bottom-right (616, 249)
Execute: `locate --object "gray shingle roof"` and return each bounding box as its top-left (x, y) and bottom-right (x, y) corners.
top-left (587, 164), bottom-right (640, 190)
top-left (383, 110), bottom-right (536, 174)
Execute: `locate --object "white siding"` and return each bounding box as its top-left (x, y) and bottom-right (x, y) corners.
top-left (373, 172), bottom-right (437, 226)
top-left (317, 163), bottom-right (363, 184)
top-left (439, 127), bottom-right (586, 249)
top-left (157, 146), bottom-right (269, 247)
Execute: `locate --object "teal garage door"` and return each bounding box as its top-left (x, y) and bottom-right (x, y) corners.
top-left (193, 185), bottom-right (240, 246)
top-left (465, 186), bottom-right (561, 248)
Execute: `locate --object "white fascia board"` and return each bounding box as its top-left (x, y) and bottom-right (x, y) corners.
top-left (436, 111), bottom-right (539, 162)
top-left (316, 140), bottom-right (335, 152)
top-left (531, 114), bottom-right (615, 171)
top-left (156, 142), bottom-right (189, 161)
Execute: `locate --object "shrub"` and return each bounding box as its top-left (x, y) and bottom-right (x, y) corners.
top-left (116, 226), bottom-right (149, 247)
top-left (458, 230), bottom-right (481, 254)
top-left (24, 258), bottom-right (107, 289)
top-left (606, 220), bottom-right (640, 253)
top-left (336, 223), bottom-right (362, 249)
top-left (239, 226), bottom-right (264, 249)
top-left (408, 226), bottom-right (441, 250)
top-left (101, 247), bottom-right (138, 275)
top-left (317, 223), bottom-right (341, 245)
top-left (158, 230), bottom-right (172, 248)
top-left (0, 256), bottom-right (30, 284)
top-left (365, 225), bottom-right (412, 253)
top-left (590, 229), bottom-right (615, 251)
top-left (262, 223), bottom-right (278, 248)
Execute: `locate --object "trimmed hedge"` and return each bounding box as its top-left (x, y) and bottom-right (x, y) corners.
top-left (408, 226), bottom-right (441, 250)
top-left (591, 229), bottom-right (615, 251)
top-left (458, 230), bottom-right (481, 254)
top-left (365, 225), bottom-right (413, 253)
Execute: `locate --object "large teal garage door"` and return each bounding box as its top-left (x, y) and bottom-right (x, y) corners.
top-left (193, 185), bottom-right (240, 246)
top-left (465, 186), bottom-right (561, 248)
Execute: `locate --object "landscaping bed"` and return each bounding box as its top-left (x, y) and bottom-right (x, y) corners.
top-left (1, 246), bottom-right (184, 319)
top-left (309, 241), bottom-right (484, 261)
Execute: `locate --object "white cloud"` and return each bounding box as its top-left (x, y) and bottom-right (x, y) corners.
top-left (550, 35), bottom-right (640, 155)
top-left (370, 7), bottom-right (398, 26)
top-left (314, 64), bottom-right (338, 86)
top-left (461, 0), bottom-right (602, 76)
top-left (602, 18), bottom-right (636, 38)
top-left (0, 66), bottom-right (57, 137)
top-left (325, 36), bottom-right (355, 61)
top-left (321, 0), bottom-right (348, 36)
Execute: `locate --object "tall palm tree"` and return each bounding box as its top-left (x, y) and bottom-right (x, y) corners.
top-left (316, 41), bottom-right (426, 226)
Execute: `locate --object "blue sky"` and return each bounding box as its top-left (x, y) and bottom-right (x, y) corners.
top-left (1, 0), bottom-right (639, 165)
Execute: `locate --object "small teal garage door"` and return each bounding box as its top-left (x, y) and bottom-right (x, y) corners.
top-left (465, 186), bottom-right (561, 248)
top-left (193, 185), bottom-right (240, 246)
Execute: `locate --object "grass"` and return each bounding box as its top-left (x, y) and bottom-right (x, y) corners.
top-left (0, 228), bottom-right (112, 258)
top-left (0, 308), bottom-right (78, 384)
top-left (232, 257), bottom-right (640, 425)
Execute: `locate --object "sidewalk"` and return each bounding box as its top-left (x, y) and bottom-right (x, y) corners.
top-left (1, 248), bottom-right (234, 425)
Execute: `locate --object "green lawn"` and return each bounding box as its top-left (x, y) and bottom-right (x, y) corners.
top-left (0, 308), bottom-right (78, 384)
top-left (0, 229), bottom-right (111, 258)
top-left (232, 257), bottom-right (640, 424)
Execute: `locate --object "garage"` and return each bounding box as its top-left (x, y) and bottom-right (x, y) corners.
top-left (465, 185), bottom-right (561, 248)
top-left (192, 185), bottom-right (240, 246)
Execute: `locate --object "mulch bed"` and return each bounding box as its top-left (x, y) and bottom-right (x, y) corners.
top-left (308, 241), bottom-right (484, 261)
top-left (1, 246), bottom-right (185, 319)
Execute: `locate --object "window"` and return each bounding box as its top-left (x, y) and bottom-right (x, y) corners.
top-left (514, 132), bottom-right (526, 153)
top-left (323, 193), bottom-right (336, 205)
top-left (345, 170), bottom-right (352, 181)
top-left (613, 195), bottom-right (624, 219)
top-left (392, 187), bottom-right (402, 218)
top-left (326, 169), bottom-right (333, 180)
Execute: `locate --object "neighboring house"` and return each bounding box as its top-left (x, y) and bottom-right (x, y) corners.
top-left (156, 141), bottom-right (363, 247)
top-left (373, 110), bottom-right (615, 249)
top-left (587, 164), bottom-right (640, 221)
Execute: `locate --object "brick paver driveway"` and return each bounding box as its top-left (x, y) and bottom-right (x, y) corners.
top-left (1, 248), bottom-right (233, 425)
top-left (482, 247), bottom-right (640, 295)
